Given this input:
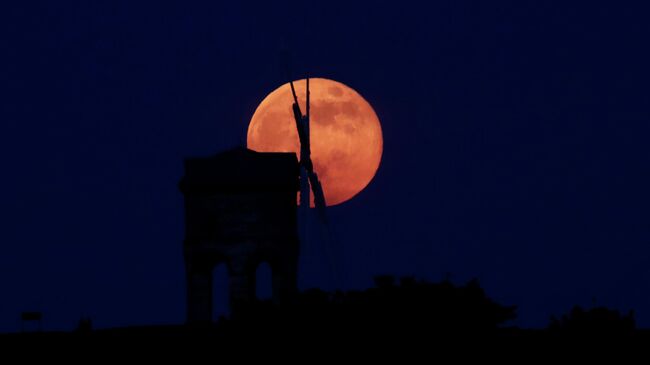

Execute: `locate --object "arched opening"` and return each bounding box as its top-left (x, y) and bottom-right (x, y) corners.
top-left (212, 264), bottom-right (230, 321)
top-left (256, 262), bottom-right (273, 301)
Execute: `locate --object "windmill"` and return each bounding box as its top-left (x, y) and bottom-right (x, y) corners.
top-left (288, 77), bottom-right (342, 290)
top-left (289, 78), bottom-right (327, 221)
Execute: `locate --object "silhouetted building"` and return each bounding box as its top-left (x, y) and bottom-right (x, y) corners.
top-left (179, 147), bottom-right (300, 323)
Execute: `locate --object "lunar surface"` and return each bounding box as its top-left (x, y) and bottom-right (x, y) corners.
top-left (247, 78), bottom-right (383, 207)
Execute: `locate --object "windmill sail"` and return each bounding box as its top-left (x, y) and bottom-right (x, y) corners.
top-left (289, 78), bottom-right (327, 221)
top-left (289, 76), bottom-right (341, 291)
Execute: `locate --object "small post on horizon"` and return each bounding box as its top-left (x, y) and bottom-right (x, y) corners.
top-left (21, 311), bottom-right (42, 333)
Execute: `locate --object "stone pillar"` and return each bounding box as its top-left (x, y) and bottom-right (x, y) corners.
top-left (229, 256), bottom-right (256, 319)
top-left (186, 265), bottom-right (213, 324)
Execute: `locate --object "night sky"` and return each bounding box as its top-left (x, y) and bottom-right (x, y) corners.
top-left (2, 1), bottom-right (649, 332)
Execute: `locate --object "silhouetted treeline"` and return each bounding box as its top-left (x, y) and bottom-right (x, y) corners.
top-left (225, 276), bottom-right (517, 340)
top-left (549, 306), bottom-right (636, 334)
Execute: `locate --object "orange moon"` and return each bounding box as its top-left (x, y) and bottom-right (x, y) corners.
top-left (247, 78), bottom-right (383, 207)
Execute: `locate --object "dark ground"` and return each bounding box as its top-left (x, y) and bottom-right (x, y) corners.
top-left (2, 277), bottom-right (647, 358)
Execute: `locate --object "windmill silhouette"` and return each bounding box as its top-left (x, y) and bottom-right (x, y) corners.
top-left (287, 76), bottom-right (342, 290)
top-left (289, 78), bottom-right (326, 219)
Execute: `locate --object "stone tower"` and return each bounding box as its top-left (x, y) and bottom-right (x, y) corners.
top-left (179, 147), bottom-right (300, 323)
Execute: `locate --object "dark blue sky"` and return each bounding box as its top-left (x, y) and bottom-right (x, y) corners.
top-left (1, 1), bottom-right (649, 331)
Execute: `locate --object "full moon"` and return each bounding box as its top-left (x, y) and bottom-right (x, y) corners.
top-left (247, 78), bottom-right (383, 207)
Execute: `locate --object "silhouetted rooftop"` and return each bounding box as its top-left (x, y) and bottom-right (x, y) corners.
top-left (179, 147), bottom-right (299, 193)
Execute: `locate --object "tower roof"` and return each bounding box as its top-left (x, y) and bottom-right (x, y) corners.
top-left (179, 147), bottom-right (299, 194)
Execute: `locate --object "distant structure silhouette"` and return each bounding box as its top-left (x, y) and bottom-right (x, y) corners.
top-left (20, 311), bottom-right (42, 332)
top-left (179, 148), bottom-right (300, 323)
